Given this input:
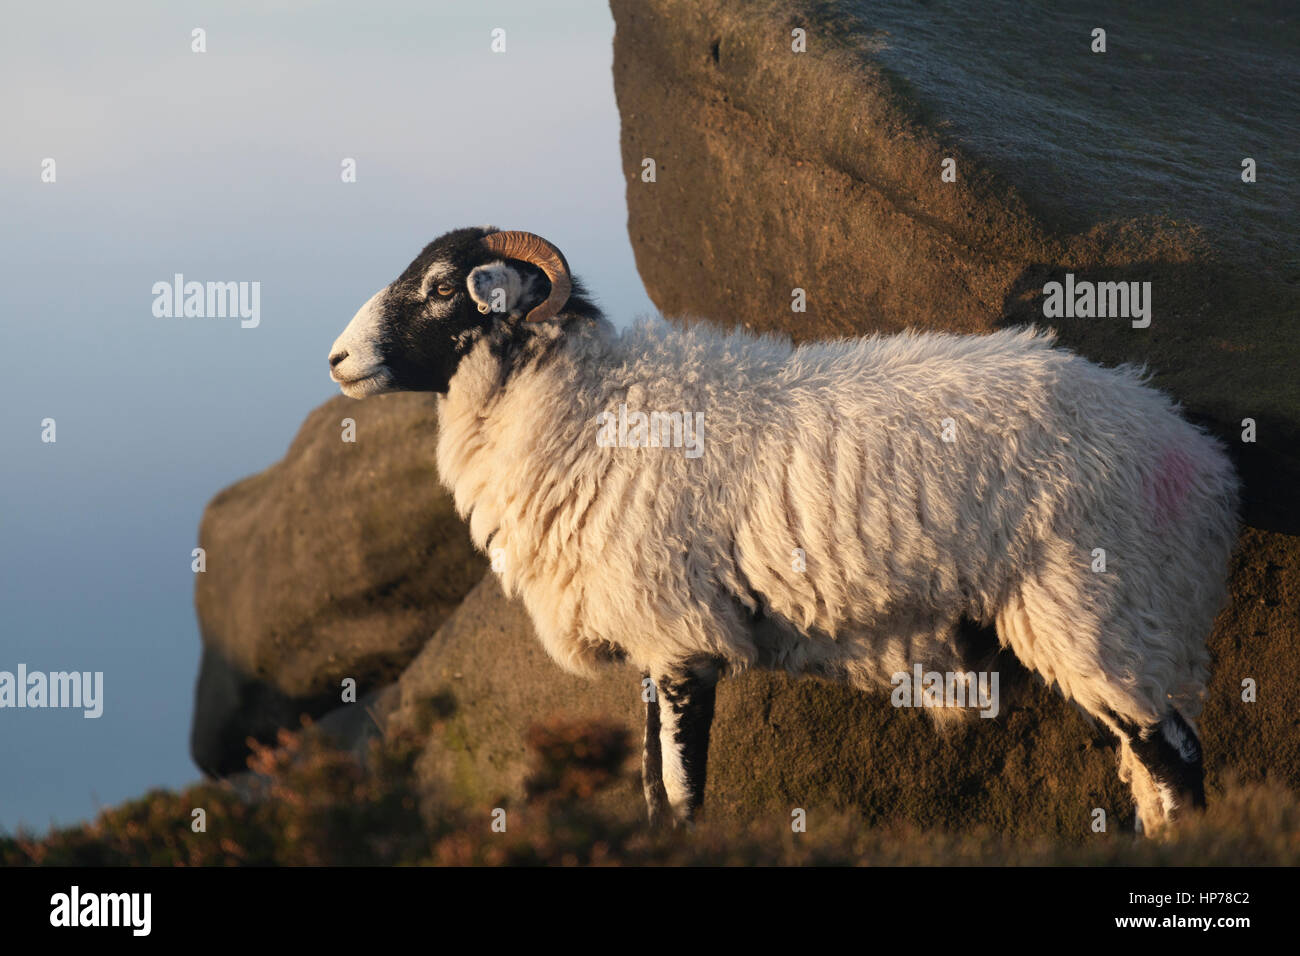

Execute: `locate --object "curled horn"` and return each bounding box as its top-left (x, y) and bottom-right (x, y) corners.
top-left (480, 230), bottom-right (573, 323)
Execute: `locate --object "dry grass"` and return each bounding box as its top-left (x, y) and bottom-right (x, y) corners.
top-left (4, 720), bottom-right (1297, 867)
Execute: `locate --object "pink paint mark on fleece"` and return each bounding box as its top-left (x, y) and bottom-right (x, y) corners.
top-left (1146, 446), bottom-right (1197, 528)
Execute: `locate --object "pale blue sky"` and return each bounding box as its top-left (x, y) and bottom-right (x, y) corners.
top-left (0, 0), bottom-right (654, 831)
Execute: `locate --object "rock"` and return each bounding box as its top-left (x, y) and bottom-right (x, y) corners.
top-left (191, 393), bottom-right (486, 776)
top-left (190, 644), bottom-right (335, 778)
top-left (386, 575), bottom-right (644, 813)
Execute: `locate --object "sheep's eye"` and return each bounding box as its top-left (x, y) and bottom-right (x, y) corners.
top-left (435, 282), bottom-right (456, 297)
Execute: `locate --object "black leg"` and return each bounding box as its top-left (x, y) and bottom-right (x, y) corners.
top-left (1105, 706), bottom-right (1206, 828)
top-left (1137, 709), bottom-right (1206, 812)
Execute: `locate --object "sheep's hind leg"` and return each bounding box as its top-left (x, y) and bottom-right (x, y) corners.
top-left (1104, 707), bottom-right (1206, 834)
top-left (647, 664), bottom-right (719, 826)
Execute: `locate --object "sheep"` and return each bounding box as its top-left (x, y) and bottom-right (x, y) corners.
top-left (327, 226), bottom-right (1240, 835)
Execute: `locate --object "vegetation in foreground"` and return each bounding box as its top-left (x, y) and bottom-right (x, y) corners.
top-left (3, 717), bottom-right (1297, 866)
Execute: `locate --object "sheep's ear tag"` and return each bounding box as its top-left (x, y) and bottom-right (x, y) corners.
top-left (468, 261), bottom-right (520, 316)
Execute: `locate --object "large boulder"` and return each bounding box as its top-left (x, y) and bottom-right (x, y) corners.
top-left (191, 393), bottom-right (486, 776)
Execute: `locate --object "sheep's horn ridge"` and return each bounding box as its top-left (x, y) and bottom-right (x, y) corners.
top-left (481, 230), bottom-right (573, 323)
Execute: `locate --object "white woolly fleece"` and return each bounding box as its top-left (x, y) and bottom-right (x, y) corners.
top-left (436, 317), bottom-right (1239, 732)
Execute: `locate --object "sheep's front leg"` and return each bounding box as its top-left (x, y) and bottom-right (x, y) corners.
top-left (641, 671), bottom-right (671, 827)
top-left (643, 666), bottom-right (718, 826)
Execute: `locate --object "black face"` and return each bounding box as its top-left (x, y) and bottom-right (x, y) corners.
top-left (380, 229), bottom-right (505, 394)
top-left (328, 226), bottom-right (602, 398)
top-left (328, 227), bottom-right (534, 396)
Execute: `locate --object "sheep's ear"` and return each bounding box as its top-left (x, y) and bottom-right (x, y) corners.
top-left (467, 261), bottom-right (529, 318)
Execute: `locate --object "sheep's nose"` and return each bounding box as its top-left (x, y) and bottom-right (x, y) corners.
top-left (329, 349), bottom-right (348, 368)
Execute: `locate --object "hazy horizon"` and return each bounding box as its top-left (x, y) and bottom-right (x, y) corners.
top-left (0, 0), bottom-right (656, 832)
